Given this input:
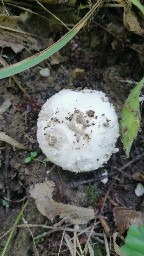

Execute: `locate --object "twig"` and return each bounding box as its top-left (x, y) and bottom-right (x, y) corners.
top-left (101, 152), bottom-right (144, 213)
top-left (58, 230), bottom-right (65, 256)
top-left (4, 196), bottom-right (27, 203)
top-left (35, 0), bottom-right (70, 30)
top-left (118, 152), bottom-right (144, 172)
top-left (3, 144), bottom-right (11, 212)
top-left (83, 221), bottom-right (96, 255)
top-left (0, 223), bottom-right (103, 241)
top-left (103, 231), bottom-right (110, 256)
top-left (22, 216), bottom-right (40, 256)
top-left (73, 225), bottom-right (77, 256)
top-left (0, 132), bottom-right (26, 149)
top-left (94, 21), bottom-right (144, 55)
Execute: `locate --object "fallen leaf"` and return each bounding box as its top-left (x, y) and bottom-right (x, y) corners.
top-left (123, 5), bottom-right (144, 35)
top-left (132, 171), bottom-right (144, 182)
top-left (113, 207), bottom-right (144, 234)
top-left (29, 180), bottom-right (95, 224)
top-left (0, 13), bottom-right (53, 53)
top-left (0, 132), bottom-right (26, 149)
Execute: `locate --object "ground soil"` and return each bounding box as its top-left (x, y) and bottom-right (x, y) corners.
top-left (0, 3), bottom-right (144, 256)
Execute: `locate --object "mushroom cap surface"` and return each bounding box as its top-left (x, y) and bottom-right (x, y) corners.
top-left (37, 89), bottom-right (119, 172)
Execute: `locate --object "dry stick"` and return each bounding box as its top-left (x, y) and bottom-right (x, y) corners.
top-left (76, 236), bottom-right (84, 256)
top-left (4, 196), bottom-right (27, 203)
top-left (103, 231), bottom-right (110, 256)
top-left (34, 223), bottom-right (103, 242)
top-left (3, 144), bottom-right (11, 212)
top-left (101, 152), bottom-right (144, 213)
top-left (35, 0), bottom-right (70, 30)
top-left (58, 230), bottom-right (65, 256)
top-left (0, 57), bottom-right (31, 99)
top-left (0, 223), bottom-right (103, 241)
top-left (73, 225), bottom-right (77, 256)
top-left (22, 216), bottom-right (40, 256)
top-left (83, 221), bottom-right (96, 255)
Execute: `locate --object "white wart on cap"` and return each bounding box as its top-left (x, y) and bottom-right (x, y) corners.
top-left (37, 89), bottom-right (119, 173)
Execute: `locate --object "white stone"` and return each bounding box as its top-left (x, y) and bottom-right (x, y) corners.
top-left (101, 170), bottom-right (108, 184)
top-left (135, 183), bottom-right (144, 197)
top-left (39, 68), bottom-right (50, 77)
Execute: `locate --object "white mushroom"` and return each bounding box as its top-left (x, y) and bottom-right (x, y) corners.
top-left (37, 89), bottom-right (119, 173)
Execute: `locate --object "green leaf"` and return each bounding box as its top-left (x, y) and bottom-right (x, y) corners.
top-left (30, 151), bottom-right (38, 158)
top-left (24, 156), bottom-right (32, 164)
top-left (120, 77), bottom-right (144, 156)
top-left (121, 225), bottom-right (144, 256)
top-left (0, 0), bottom-right (104, 79)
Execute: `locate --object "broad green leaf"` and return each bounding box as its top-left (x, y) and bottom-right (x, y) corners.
top-left (121, 225), bottom-right (144, 256)
top-left (0, 0), bottom-right (104, 79)
top-left (24, 156), bottom-right (32, 164)
top-left (30, 151), bottom-right (38, 158)
top-left (120, 77), bottom-right (144, 156)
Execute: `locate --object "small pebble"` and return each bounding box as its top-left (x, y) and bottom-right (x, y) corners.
top-left (135, 183), bottom-right (144, 197)
top-left (39, 68), bottom-right (50, 77)
top-left (101, 169), bottom-right (108, 184)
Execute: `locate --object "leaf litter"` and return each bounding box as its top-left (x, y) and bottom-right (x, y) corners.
top-left (29, 180), bottom-right (95, 224)
top-left (113, 207), bottom-right (144, 234)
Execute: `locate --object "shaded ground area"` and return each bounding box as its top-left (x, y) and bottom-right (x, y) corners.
top-left (0, 2), bottom-right (144, 255)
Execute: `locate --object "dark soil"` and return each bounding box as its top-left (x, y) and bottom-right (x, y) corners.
top-left (0, 2), bottom-right (144, 255)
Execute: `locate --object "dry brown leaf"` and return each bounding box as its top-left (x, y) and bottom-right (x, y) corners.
top-left (0, 132), bottom-right (26, 149)
top-left (123, 8), bottom-right (144, 35)
top-left (0, 13), bottom-right (52, 53)
top-left (29, 180), bottom-right (95, 224)
top-left (113, 207), bottom-right (144, 234)
top-left (132, 171), bottom-right (144, 182)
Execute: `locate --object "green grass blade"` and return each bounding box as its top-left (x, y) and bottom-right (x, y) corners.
top-left (121, 225), bottom-right (144, 256)
top-left (130, 0), bottom-right (144, 15)
top-left (0, 0), bottom-right (104, 79)
top-left (120, 77), bottom-right (144, 156)
top-left (1, 202), bottom-right (27, 256)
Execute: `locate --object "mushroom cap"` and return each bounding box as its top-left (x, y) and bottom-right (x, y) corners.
top-left (37, 89), bottom-right (119, 173)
